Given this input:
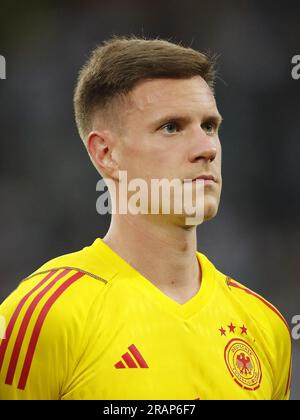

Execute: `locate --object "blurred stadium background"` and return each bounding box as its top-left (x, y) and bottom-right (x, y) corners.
top-left (0, 0), bottom-right (299, 399)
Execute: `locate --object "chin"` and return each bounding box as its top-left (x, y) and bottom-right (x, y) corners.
top-left (203, 200), bottom-right (219, 221)
top-left (171, 196), bottom-right (220, 227)
top-left (188, 197), bottom-right (220, 224)
top-left (178, 205), bottom-right (218, 227)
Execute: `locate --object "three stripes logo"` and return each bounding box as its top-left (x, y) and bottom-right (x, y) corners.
top-left (0, 268), bottom-right (85, 390)
top-left (114, 344), bottom-right (149, 369)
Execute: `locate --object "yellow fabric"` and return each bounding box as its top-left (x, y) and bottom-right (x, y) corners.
top-left (0, 238), bottom-right (291, 400)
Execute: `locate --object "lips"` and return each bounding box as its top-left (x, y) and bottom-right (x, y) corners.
top-left (192, 174), bottom-right (216, 182)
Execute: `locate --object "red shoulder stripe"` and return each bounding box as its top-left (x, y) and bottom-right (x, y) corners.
top-left (5, 269), bottom-right (71, 386)
top-left (227, 280), bottom-right (289, 331)
top-left (0, 270), bottom-right (58, 374)
top-left (18, 271), bottom-right (84, 390)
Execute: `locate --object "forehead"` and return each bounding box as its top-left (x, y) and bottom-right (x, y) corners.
top-left (125, 76), bottom-right (218, 120)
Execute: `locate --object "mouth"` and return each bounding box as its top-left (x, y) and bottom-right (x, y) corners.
top-left (187, 174), bottom-right (217, 186)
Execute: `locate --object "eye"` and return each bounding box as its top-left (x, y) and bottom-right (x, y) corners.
top-left (202, 121), bottom-right (217, 135)
top-left (161, 121), bottom-right (180, 134)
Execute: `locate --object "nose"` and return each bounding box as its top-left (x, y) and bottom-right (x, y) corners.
top-left (188, 130), bottom-right (217, 163)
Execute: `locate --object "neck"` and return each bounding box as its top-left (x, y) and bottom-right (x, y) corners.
top-left (102, 213), bottom-right (201, 304)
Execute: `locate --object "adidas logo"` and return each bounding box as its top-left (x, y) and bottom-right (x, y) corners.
top-left (114, 344), bottom-right (149, 369)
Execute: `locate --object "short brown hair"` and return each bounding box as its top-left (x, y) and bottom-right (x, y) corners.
top-left (74, 35), bottom-right (216, 142)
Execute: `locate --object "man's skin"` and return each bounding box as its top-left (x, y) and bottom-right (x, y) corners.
top-left (87, 76), bottom-right (223, 304)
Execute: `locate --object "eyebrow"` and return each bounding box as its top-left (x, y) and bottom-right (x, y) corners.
top-left (150, 113), bottom-right (223, 130)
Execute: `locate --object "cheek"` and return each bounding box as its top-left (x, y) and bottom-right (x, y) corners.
top-left (116, 139), bottom-right (140, 168)
top-left (118, 143), bottom-right (155, 180)
top-left (119, 133), bottom-right (185, 181)
top-left (216, 141), bottom-right (222, 167)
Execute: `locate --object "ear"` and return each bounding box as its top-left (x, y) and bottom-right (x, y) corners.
top-left (87, 130), bottom-right (119, 181)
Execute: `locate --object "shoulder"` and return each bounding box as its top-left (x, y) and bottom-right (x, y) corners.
top-left (0, 240), bottom-right (112, 339)
top-left (199, 252), bottom-right (290, 341)
top-left (222, 275), bottom-right (292, 384)
top-left (0, 237), bottom-right (129, 347)
top-left (27, 238), bottom-right (118, 282)
top-left (0, 242), bottom-right (110, 396)
top-left (224, 276), bottom-right (290, 339)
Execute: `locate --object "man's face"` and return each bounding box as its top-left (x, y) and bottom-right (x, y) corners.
top-left (112, 75), bottom-right (222, 224)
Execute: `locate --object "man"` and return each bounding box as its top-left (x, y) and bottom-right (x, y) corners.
top-left (0, 36), bottom-right (291, 399)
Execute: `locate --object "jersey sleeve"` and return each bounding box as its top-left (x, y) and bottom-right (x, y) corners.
top-left (271, 314), bottom-right (292, 400)
top-left (225, 277), bottom-right (292, 400)
top-left (0, 267), bottom-right (102, 400)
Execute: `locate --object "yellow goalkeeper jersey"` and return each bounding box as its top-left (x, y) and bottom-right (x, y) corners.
top-left (0, 238), bottom-right (291, 400)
